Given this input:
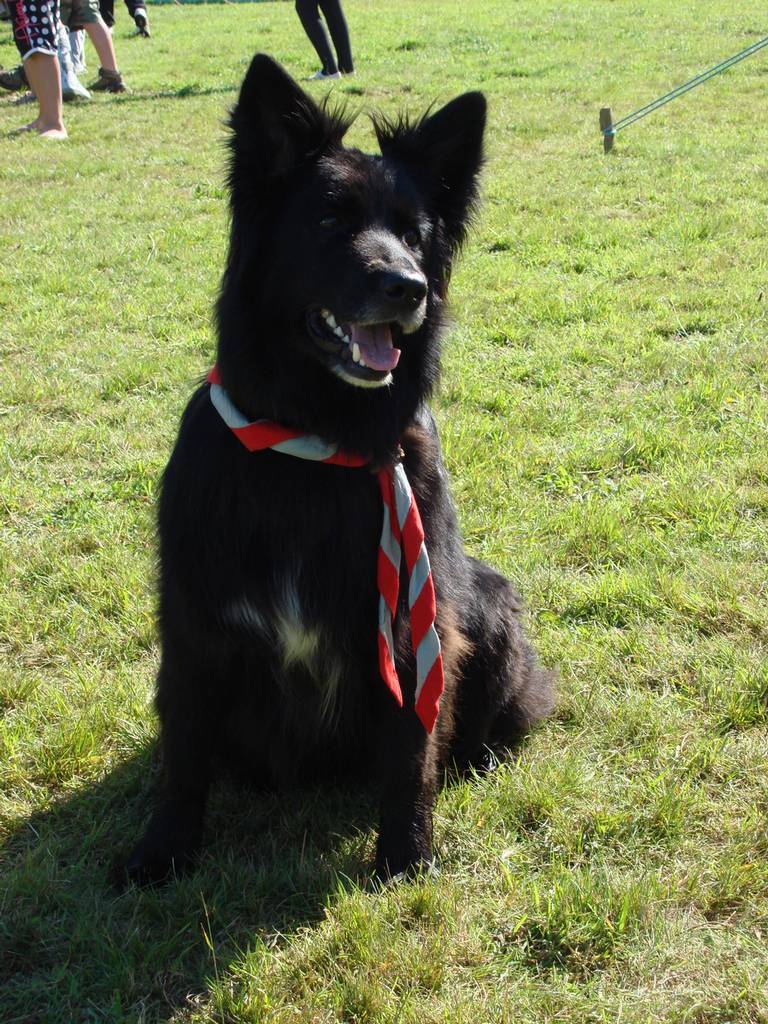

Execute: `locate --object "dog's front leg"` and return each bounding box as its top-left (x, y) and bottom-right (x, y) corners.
top-left (123, 656), bottom-right (215, 885)
top-left (375, 703), bottom-right (438, 879)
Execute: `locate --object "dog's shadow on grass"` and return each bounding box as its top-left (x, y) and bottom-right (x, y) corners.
top-left (0, 745), bottom-right (378, 1022)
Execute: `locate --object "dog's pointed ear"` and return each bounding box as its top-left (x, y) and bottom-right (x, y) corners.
top-left (229, 54), bottom-right (349, 180)
top-left (375, 91), bottom-right (486, 251)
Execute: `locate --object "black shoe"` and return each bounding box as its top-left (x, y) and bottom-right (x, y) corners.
top-left (133, 8), bottom-right (151, 36)
top-left (0, 64), bottom-right (27, 92)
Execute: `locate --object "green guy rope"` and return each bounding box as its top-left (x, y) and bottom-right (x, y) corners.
top-left (600, 33), bottom-right (768, 151)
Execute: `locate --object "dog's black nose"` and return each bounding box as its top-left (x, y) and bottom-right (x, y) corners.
top-left (380, 271), bottom-right (427, 307)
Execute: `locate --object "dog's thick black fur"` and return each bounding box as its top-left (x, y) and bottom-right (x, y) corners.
top-left (125, 55), bottom-right (554, 884)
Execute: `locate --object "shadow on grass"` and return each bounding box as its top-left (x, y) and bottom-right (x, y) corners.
top-left (110, 82), bottom-right (370, 103)
top-left (116, 83), bottom-right (239, 102)
top-left (0, 83), bottom-right (238, 120)
top-left (0, 745), bottom-right (377, 1024)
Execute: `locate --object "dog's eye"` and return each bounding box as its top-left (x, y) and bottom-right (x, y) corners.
top-left (320, 214), bottom-right (343, 229)
top-left (402, 228), bottom-right (421, 249)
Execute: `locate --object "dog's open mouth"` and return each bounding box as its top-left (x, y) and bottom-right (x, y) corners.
top-left (307, 308), bottom-right (401, 388)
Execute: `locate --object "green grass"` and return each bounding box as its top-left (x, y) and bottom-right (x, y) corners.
top-left (2, 0), bottom-right (768, 1020)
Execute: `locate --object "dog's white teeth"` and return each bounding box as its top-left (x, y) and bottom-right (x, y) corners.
top-left (359, 355), bottom-right (367, 367)
top-left (334, 326), bottom-right (344, 338)
top-left (343, 333), bottom-right (351, 345)
top-left (324, 311), bottom-right (337, 329)
top-left (352, 342), bottom-right (361, 364)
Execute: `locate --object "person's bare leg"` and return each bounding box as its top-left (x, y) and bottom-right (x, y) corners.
top-left (84, 18), bottom-right (118, 72)
top-left (19, 53), bottom-right (67, 137)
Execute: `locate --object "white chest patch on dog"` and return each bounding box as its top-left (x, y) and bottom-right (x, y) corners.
top-left (223, 581), bottom-right (344, 727)
top-left (276, 582), bottom-right (321, 670)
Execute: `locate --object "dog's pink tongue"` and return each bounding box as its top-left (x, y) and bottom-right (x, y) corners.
top-left (350, 323), bottom-right (400, 372)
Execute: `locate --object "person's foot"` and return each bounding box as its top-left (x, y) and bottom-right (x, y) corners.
top-left (11, 118), bottom-right (67, 139)
top-left (38, 126), bottom-right (68, 139)
top-left (0, 64), bottom-right (27, 92)
top-left (133, 7), bottom-right (151, 36)
top-left (307, 69), bottom-right (341, 81)
top-left (90, 66), bottom-right (129, 93)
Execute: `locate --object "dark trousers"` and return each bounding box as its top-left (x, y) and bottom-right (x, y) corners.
top-left (99, 0), bottom-right (144, 28)
top-left (295, 0), bottom-right (353, 74)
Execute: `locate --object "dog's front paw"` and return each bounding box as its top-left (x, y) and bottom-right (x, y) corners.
top-left (113, 843), bottom-right (194, 889)
top-left (378, 858), bottom-right (440, 887)
top-left (113, 816), bottom-right (202, 888)
top-left (375, 831), bottom-right (434, 882)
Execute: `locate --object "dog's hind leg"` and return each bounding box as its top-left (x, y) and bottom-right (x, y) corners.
top-left (122, 648), bottom-right (219, 885)
top-left (374, 692), bottom-right (440, 879)
top-left (450, 558), bottom-right (554, 774)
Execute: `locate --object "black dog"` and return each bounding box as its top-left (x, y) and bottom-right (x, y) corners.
top-left (125, 54), bottom-right (553, 883)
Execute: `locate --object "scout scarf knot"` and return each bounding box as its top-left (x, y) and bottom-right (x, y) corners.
top-left (207, 366), bottom-right (444, 733)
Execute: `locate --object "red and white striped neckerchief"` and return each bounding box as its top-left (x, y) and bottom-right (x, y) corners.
top-left (207, 366), bottom-right (444, 733)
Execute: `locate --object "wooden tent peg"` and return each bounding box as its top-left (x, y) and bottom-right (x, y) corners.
top-left (600, 107), bottom-right (614, 153)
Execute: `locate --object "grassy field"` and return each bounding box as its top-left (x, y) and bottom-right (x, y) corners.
top-left (2, 0), bottom-right (768, 1020)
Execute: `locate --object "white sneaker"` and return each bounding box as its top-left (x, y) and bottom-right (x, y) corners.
top-left (62, 77), bottom-right (92, 102)
top-left (133, 8), bottom-right (151, 37)
top-left (307, 69), bottom-right (341, 81)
